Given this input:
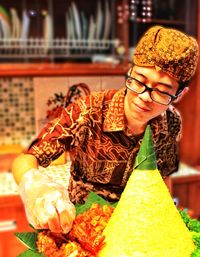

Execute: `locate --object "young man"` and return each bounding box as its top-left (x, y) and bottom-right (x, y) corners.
top-left (12, 26), bottom-right (199, 233)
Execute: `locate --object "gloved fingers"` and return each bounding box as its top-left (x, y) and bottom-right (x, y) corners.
top-left (23, 200), bottom-right (43, 230)
top-left (18, 168), bottom-right (76, 233)
top-left (36, 198), bottom-right (70, 233)
top-left (35, 208), bottom-right (63, 233)
top-left (25, 202), bottom-right (75, 233)
top-left (56, 198), bottom-right (76, 234)
top-left (56, 197), bottom-right (76, 218)
top-left (59, 209), bottom-right (74, 234)
top-left (30, 198), bottom-right (58, 231)
top-left (47, 213), bottom-right (63, 233)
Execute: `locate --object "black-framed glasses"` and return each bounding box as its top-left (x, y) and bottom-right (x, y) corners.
top-left (125, 74), bottom-right (182, 106)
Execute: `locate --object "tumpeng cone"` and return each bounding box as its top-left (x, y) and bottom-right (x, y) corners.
top-left (99, 125), bottom-right (195, 257)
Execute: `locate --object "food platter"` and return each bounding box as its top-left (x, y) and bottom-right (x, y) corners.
top-left (15, 191), bottom-right (200, 257)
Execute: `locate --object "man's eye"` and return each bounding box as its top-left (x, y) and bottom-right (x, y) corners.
top-left (156, 85), bottom-right (172, 93)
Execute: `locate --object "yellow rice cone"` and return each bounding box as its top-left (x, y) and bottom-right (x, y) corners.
top-left (98, 169), bottom-right (195, 257)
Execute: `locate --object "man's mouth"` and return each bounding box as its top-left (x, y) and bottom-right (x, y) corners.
top-left (134, 102), bottom-right (151, 112)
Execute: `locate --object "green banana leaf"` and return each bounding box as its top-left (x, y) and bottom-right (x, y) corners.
top-left (75, 191), bottom-right (117, 215)
top-left (134, 125), bottom-right (157, 170)
top-left (18, 249), bottom-right (44, 257)
top-left (15, 232), bottom-right (38, 252)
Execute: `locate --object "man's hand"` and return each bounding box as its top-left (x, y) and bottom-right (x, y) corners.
top-left (18, 169), bottom-right (76, 233)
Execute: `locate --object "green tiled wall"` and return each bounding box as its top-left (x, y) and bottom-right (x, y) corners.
top-left (0, 77), bottom-right (35, 146)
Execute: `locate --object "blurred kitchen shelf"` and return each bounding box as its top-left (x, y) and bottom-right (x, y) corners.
top-left (0, 38), bottom-right (119, 60)
top-left (0, 62), bottom-right (130, 77)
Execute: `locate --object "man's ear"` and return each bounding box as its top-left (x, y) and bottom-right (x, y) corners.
top-left (174, 86), bottom-right (189, 103)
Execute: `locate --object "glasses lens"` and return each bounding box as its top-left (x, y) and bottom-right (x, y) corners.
top-left (151, 91), bottom-right (171, 105)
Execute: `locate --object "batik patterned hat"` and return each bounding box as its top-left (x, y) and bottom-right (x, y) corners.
top-left (133, 26), bottom-right (199, 83)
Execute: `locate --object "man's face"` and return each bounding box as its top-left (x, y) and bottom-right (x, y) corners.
top-left (124, 65), bottom-right (180, 125)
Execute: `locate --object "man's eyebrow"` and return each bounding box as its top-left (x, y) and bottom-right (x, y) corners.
top-left (134, 70), bottom-right (147, 79)
top-left (134, 70), bottom-right (173, 89)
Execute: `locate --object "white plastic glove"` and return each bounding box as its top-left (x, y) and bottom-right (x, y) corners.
top-left (18, 169), bottom-right (76, 234)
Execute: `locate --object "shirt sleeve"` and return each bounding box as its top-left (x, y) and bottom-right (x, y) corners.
top-left (26, 99), bottom-right (86, 167)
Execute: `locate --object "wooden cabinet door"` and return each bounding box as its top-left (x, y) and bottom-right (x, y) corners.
top-left (172, 175), bottom-right (200, 219)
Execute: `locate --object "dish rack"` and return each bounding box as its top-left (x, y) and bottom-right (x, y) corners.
top-left (0, 38), bottom-right (119, 60)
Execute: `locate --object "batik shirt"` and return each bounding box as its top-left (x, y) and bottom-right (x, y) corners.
top-left (26, 87), bottom-right (181, 204)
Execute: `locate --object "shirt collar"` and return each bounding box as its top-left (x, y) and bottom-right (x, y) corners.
top-left (103, 87), bottom-right (126, 132)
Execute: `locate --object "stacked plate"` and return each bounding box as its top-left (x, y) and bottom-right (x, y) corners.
top-left (65, 0), bottom-right (112, 41)
top-left (0, 5), bottom-right (11, 39)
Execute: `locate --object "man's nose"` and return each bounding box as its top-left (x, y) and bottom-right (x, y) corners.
top-left (138, 88), bottom-right (153, 102)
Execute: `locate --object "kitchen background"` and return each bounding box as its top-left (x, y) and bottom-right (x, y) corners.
top-left (0, 0), bottom-right (200, 256)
